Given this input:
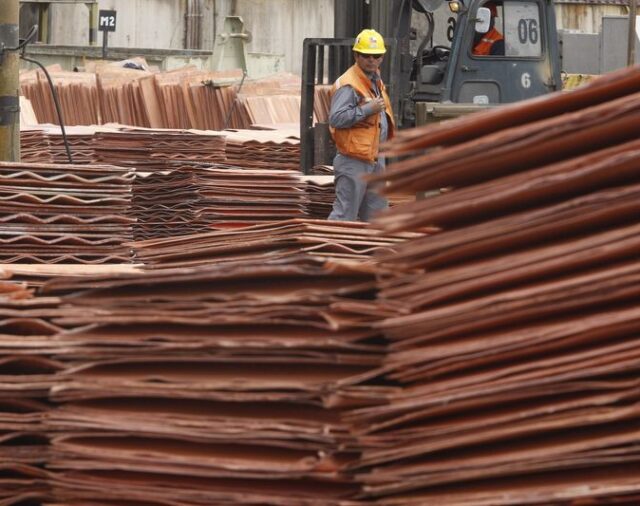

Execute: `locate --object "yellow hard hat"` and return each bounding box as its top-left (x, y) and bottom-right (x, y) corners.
top-left (353, 29), bottom-right (386, 54)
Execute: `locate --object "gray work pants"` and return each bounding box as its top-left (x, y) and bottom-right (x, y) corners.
top-left (328, 153), bottom-right (388, 222)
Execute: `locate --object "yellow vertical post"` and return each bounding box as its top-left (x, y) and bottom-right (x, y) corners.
top-left (0, 0), bottom-right (20, 162)
top-left (88, 2), bottom-right (99, 45)
top-left (39, 3), bottom-right (49, 43)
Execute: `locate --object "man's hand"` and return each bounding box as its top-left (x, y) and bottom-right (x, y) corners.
top-left (368, 97), bottom-right (386, 114)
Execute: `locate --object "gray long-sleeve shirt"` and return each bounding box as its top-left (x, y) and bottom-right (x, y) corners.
top-left (328, 72), bottom-right (389, 149)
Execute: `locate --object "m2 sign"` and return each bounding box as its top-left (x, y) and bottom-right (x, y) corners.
top-left (99, 10), bottom-right (117, 32)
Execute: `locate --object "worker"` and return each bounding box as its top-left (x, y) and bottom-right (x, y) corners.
top-left (327, 28), bottom-right (395, 222)
top-left (473, 1), bottom-right (505, 56)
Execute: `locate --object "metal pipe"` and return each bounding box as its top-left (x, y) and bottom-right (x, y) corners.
top-left (0, 0), bottom-right (20, 162)
top-left (628, 0), bottom-right (637, 66)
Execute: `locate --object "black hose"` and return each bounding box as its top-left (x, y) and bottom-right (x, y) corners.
top-left (20, 55), bottom-right (73, 164)
top-left (17, 25), bottom-right (73, 164)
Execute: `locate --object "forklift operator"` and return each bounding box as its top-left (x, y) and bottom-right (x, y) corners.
top-left (473, 1), bottom-right (505, 56)
top-left (327, 29), bottom-right (396, 222)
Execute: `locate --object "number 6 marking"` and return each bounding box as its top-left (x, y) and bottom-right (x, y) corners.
top-left (521, 72), bottom-right (531, 88)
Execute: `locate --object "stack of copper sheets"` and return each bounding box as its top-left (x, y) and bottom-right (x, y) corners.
top-left (131, 165), bottom-right (308, 238)
top-left (344, 66), bottom-right (640, 505)
top-left (230, 73), bottom-right (303, 129)
top-left (0, 162), bottom-right (135, 264)
top-left (183, 80), bottom-right (238, 130)
top-left (0, 274), bottom-right (69, 505)
top-left (20, 67), bottom-right (100, 126)
top-left (20, 125), bottom-right (98, 165)
top-left (96, 66), bottom-right (154, 127)
top-left (20, 127), bottom-right (52, 164)
top-left (151, 69), bottom-right (242, 130)
top-left (39, 261), bottom-right (390, 505)
top-left (47, 126), bottom-right (97, 165)
top-left (129, 219), bottom-right (423, 267)
top-left (20, 65), bottom-right (306, 131)
top-left (92, 127), bottom-right (227, 172)
top-left (0, 266), bottom-right (137, 505)
top-left (186, 165), bottom-right (308, 227)
top-left (302, 175), bottom-right (335, 219)
top-left (20, 125), bottom-right (227, 171)
top-left (224, 129), bottom-right (301, 171)
top-left (131, 170), bottom-right (210, 240)
top-left (21, 125), bottom-right (304, 174)
top-left (237, 95), bottom-right (301, 126)
top-left (0, 264), bottom-right (143, 291)
top-left (19, 64), bottom-right (243, 130)
top-left (151, 69), bottom-right (302, 130)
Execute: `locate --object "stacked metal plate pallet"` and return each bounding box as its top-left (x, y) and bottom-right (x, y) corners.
top-left (19, 127), bottom-right (308, 239)
top-left (44, 127), bottom-right (97, 165)
top-left (131, 165), bottom-right (309, 238)
top-left (20, 65), bottom-right (305, 131)
top-left (224, 129), bottom-right (301, 171)
top-left (302, 175), bottom-right (335, 219)
top-left (130, 169), bottom-right (210, 240)
top-left (342, 66), bottom-right (640, 505)
top-left (38, 260), bottom-right (390, 505)
top-left (0, 273), bottom-right (84, 504)
top-left (0, 162), bottom-right (135, 264)
top-left (20, 67), bottom-right (100, 126)
top-left (20, 126), bottom-right (228, 171)
top-left (20, 125), bottom-right (102, 165)
top-left (92, 127), bottom-right (227, 172)
top-left (132, 165), bottom-right (308, 239)
top-left (20, 127), bottom-right (56, 164)
top-left (129, 219), bottom-right (424, 267)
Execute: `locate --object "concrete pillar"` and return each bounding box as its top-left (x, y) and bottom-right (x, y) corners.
top-left (0, 0), bottom-right (20, 162)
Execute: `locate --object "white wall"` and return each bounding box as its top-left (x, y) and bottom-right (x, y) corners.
top-left (555, 4), bottom-right (627, 33)
top-left (232, 0), bottom-right (333, 74)
top-left (45, 0), bottom-right (334, 75)
top-left (49, 0), bottom-right (190, 48)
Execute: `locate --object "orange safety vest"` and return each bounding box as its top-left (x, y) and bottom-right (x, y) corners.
top-left (329, 64), bottom-right (395, 163)
top-left (473, 27), bottom-right (504, 55)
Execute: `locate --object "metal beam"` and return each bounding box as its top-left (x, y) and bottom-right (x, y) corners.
top-left (0, 0), bottom-right (20, 162)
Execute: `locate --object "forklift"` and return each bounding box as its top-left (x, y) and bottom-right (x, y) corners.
top-left (300, 0), bottom-right (562, 172)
